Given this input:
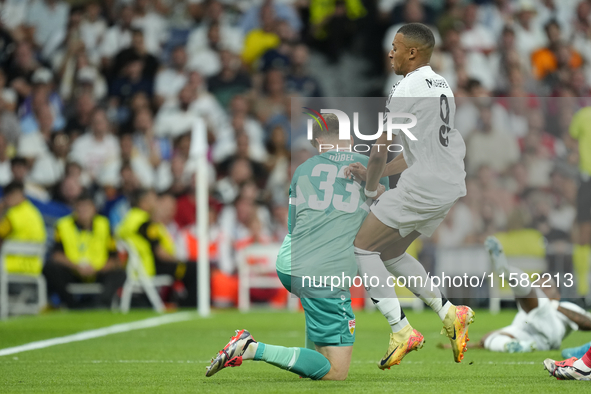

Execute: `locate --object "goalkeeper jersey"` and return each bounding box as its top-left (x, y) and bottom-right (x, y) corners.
top-left (276, 151), bottom-right (389, 284)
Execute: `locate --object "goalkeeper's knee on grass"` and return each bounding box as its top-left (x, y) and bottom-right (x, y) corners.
top-left (253, 343), bottom-right (331, 380)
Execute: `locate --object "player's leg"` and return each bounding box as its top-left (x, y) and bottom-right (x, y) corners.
top-left (353, 212), bottom-right (408, 331)
top-left (353, 215), bottom-right (425, 368)
top-left (562, 341), bottom-right (591, 359)
top-left (381, 233), bottom-right (453, 321)
top-left (544, 343), bottom-right (591, 380)
top-left (354, 211), bottom-right (405, 252)
top-left (573, 177), bottom-right (591, 297)
top-left (205, 329), bottom-right (333, 379)
top-left (380, 236), bottom-right (474, 363)
top-left (484, 236), bottom-right (539, 312)
top-left (482, 329), bottom-right (536, 353)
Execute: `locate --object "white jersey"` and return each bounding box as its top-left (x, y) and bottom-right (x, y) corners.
top-left (385, 65), bottom-right (466, 204)
top-left (493, 299), bottom-right (585, 351)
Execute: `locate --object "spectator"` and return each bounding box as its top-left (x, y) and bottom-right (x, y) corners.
top-left (531, 19), bottom-right (583, 82)
top-left (69, 108), bottom-right (121, 181)
top-left (459, 3), bottom-right (496, 54)
top-left (18, 67), bottom-right (65, 135)
top-left (43, 192), bottom-right (125, 308)
top-left (466, 106), bottom-right (520, 176)
top-left (111, 29), bottom-right (160, 83)
top-left (215, 157), bottom-right (254, 204)
top-left (187, 21), bottom-right (222, 78)
top-left (477, 0), bottom-right (514, 39)
top-left (186, 0), bottom-right (243, 58)
top-left (286, 44), bottom-right (323, 98)
top-left (24, 0), bottom-right (70, 60)
top-left (5, 41), bottom-right (42, 100)
top-left (64, 91), bottom-right (95, 138)
top-left (241, 4), bottom-right (280, 68)
top-left (100, 5), bottom-right (134, 69)
top-left (0, 181), bottom-right (46, 276)
top-left (154, 46), bottom-right (188, 107)
top-left (131, 0), bottom-right (168, 57)
top-left (207, 50), bottom-right (252, 109)
top-left (154, 85), bottom-right (197, 139)
top-left (117, 188), bottom-right (197, 306)
top-left (569, 107), bottom-right (591, 297)
top-left (79, 1), bottom-right (108, 66)
top-left (513, 0), bottom-right (547, 65)
top-left (217, 132), bottom-right (268, 188)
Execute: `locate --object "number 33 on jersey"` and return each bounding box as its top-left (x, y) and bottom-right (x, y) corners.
top-left (288, 151), bottom-right (389, 281)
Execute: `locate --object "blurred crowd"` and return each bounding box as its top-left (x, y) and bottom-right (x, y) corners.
top-left (0, 0), bottom-right (590, 306)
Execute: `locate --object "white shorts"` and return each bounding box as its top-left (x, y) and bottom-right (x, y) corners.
top-left (487, 296), bottom-right (566, 351)
top-left (370, 187), bottom-right (456, 238)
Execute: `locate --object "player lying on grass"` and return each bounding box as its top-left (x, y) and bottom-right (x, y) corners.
top-left (544, 341), bottom-right (591, 380)
top-left (349, 22), bottom-right (474, 368)
top-left (206, 113), bottom-right (402, 380)
top-left (478, 237), bottom-right (591, 353)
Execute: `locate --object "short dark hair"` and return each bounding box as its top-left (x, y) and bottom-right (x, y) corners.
top-left (4, 181), bottom-right (24, 196)
top-left (130, 188), bottom-right (153, 208)
top-left (397, 23), bottom-right (435, 50)
top-left (544, 18), bottom-right (560, 32)
top-left (310, 113), bottom-right (340, 148)
top-left (76, 190), bottom-right (94, 204)
top-left (10, 157), bottom-right (27, 167)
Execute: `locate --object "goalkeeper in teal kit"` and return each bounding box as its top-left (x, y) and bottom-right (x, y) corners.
top-left (206, 113), bottom-right (406, 380)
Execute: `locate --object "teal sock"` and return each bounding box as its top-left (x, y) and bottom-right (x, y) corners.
top-left (253, 343), bottom-right (331, 380)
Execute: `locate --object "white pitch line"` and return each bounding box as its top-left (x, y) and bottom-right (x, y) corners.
top-left (0, 312), bottom-right (194, 357)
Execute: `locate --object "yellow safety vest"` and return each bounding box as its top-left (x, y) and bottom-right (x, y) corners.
top-left (116, 208), bottom-right (175, 276)
top-left (56, 215), bottom-right (111, 270)
top-left (494, 229), bottom-right (546, 258)
top-left (4, 200), bottom-right (46, 275)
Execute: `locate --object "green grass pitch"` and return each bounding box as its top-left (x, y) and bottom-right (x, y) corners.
top-left (0, 308), bottom-right (588, 393)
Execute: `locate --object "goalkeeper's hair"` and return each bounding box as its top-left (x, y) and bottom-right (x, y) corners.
top-left (397, 23), bottom-right (435, 50)
top-left (310, 113), bottom-right (340, 148)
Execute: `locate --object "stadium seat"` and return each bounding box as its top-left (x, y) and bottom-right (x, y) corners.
top-left (117, 241), bottom-right (174, 313)
top-left (0, 241), bottom-right (47, 320)
top-left (237, 243), bottom-right (298, 312)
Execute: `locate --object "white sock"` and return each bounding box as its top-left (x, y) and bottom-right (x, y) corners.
top-left (373, 297), bottom-right (409, 333)
top-left (483, 333), bottom-right (513, 352)
top-left (242, 341), bottom-right (258, 360)
top-left (384, 253), bottom-right (453, 321)
top-left (354, 247), bottom-right (407, 332)
top-left (574, 358), bottom-right (591, 372)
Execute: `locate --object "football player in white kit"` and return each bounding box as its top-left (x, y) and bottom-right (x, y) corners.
top-left (482, 237), bottom-right (591, 353)
top-left (350, 23), bottom-right (475, 368)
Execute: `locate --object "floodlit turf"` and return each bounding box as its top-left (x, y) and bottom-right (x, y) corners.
top-left (0, 308), bottom-right (588, 393)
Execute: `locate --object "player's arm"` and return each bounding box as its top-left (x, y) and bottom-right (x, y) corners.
top-left (345, 152), bottom-right (407, 181)
top-left (557, 306), bottom-right (591, 331)
top-left (364, 132), bottom-right (389, 196)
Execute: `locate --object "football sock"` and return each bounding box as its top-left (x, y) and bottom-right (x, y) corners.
top-left (253, 343), bottom-right (331, 380)
top-left (491, 261), bottom-right (533, 298)
top-left (354, 247), bottom-right (408, 332)
top-left (373, 297), bottom-right (409, 333)
top-left (573, 244), bottom-right (591, 296)
top-left (483, 334), bottom-right (512, 352)
top-left (577, 346), bottom-right (591, 371)
top-left (383, 253), bottom-right (452, 321)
